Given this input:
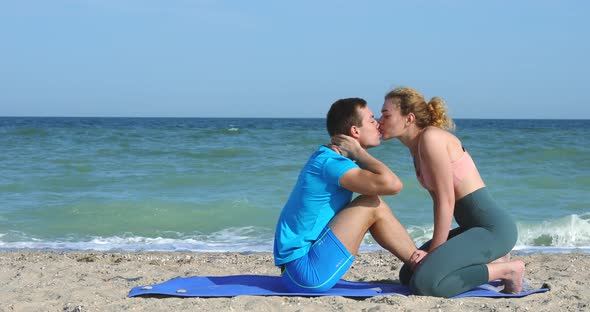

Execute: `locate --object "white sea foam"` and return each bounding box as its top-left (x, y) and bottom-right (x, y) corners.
top-left (0, 236), bottom-right (273, 252)
top-left (360, 214), bottom-right (590, 253)
top-left (1, 217), bottom-right (590, 253)
top-left (0, 227), bottom-right (274, 252)
top-left (516, 213), bottom-right (590, 248)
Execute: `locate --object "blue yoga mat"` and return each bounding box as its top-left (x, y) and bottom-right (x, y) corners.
top-left (128, 275), bottom-right (549, 298)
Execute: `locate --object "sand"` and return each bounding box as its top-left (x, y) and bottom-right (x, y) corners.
top-left (0, 251), bottom-right (588, 312)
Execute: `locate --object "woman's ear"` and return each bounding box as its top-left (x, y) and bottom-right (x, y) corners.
top-left (406, 113), bottom-right (415, 125)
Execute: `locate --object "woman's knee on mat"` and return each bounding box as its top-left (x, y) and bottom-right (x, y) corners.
top-left (399, 263), bottom-right (413, 285)
top-left (408, 261), bottom-right (444, 295)
top-left (409, 271), bottom-right (442, 297)
top-left (410, 272), bottom-right (463, 298)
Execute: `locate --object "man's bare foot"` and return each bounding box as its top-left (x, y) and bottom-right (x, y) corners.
top-left (501, 260), bottom-right (525, 294)
top-left (491, 253), bottom-right (511, 264)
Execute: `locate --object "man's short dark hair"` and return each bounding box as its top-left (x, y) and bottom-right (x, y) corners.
top-left (326, 98), bottom-right (367, 136)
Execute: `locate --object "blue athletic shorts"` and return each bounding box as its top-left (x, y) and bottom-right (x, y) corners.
top-left (281, 226), bottom-right (354, 293)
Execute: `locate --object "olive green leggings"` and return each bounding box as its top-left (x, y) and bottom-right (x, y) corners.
top-left (399, 187), bottom-right (517, 298)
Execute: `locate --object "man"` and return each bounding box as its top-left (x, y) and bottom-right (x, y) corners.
top-left (273, 98), bottom-right (418, 292)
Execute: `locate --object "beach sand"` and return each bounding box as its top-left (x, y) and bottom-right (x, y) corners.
top-left (0, 251), bottom-right (587, 312)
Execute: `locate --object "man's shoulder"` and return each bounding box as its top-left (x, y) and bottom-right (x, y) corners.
top-left (314, 146), bottom-right (355, 165)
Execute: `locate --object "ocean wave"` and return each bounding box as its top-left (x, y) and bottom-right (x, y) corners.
top-left (0, 227), bottom-right (274, 252)
top-left (1, 215), bottom-right (590, 253)
top-left (363, 214), bottom-right (590, 251)
top-left (516, 213), bottom-right (590, 248)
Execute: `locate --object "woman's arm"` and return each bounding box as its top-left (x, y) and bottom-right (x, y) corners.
top-left (332, 134), bottom-right (403, 195)
top-left (419, 129), bottom-right (456, 252)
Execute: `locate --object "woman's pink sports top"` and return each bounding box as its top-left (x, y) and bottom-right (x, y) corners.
top-left (415, 146), bottom-right (477, 191)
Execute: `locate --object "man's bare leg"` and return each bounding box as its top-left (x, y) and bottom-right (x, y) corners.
top-left (490, 253), bottom-right (511, 264)
top-left (329, 195), bottom-right (416, 264)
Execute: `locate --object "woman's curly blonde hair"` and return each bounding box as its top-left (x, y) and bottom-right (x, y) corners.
top-left (385, 87), bottom-right (455, 131)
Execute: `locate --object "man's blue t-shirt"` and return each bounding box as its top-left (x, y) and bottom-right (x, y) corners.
top-left (273, 145), bottom-right (359, 266)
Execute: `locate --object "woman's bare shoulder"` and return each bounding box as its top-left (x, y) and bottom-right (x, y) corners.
top-left (422, 126), bottom-right (452, 142)
top-left (421, 127), bottom-right (462, 154)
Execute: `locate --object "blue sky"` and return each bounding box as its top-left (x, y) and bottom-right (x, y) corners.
top-left (1, 0), bottom-right (589, 119)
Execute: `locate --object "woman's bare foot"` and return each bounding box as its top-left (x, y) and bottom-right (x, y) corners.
top-left (501, 260), bottom-right (525, 294)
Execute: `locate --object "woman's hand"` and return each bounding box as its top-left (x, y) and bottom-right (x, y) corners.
top-left (331, 134), bottom-right (362, 159)
top-left (327, 144), bottom-right (342, 155)
top-left (409, 250), bottom-right (428, 270)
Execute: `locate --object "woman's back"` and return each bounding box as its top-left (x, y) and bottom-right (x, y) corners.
top-left (415, 127), bottom-right (485, 199)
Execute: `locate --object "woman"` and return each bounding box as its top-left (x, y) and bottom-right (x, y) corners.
top-left (378, 87), bottom-right (525, 298)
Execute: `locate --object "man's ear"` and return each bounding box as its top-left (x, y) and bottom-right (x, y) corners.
top-left (349, 125), bottom-right (361, 139)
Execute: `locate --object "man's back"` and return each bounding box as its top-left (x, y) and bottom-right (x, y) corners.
top-left (273, 145), bottom-right (358, 266)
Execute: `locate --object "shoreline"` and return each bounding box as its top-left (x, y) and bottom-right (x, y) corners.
top-left (1, 250), bottom-right (588, 311)
top-left (1, 245), bottom-right (589, 254)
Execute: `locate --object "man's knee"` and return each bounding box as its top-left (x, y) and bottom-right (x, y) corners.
top-left (353, 195), bottom-right (393, 217)
top-left (351, 194), bottom-right (381, 207)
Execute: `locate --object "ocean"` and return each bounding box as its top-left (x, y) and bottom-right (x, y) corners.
top-left (0, 117), bottom-right (588, 253)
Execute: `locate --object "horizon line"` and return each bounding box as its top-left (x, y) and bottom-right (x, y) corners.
top-left (0, 116), bottom-right (589, 121)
